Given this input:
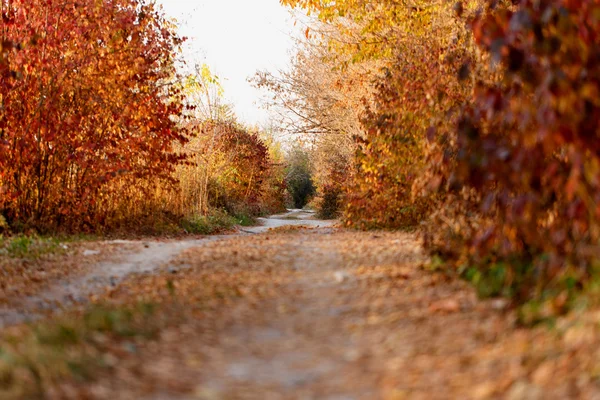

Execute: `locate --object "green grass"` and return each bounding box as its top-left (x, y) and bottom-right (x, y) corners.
top-left (233, 212), bottom-right (257, 227)
top-left (181, 209), bottom-right (237, 235)
top-left (0, 303), bottom-right (160, 399)
top-left (0, 235), bottom-right (65, 259)
top-left (445, 254), bottom-right (600, 326)
top-left (182, 208), bottom-right (260, 234)
top-left (0, 232), bottom-right (99, 260)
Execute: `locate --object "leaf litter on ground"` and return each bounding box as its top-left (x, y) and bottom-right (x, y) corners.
top-left (0, 229), bottom-right (600, 398)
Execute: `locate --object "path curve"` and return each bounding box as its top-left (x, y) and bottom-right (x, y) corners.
top-left (241, 209), bottom-right (336, 234)
top-left (0, 209), bottom-right (336, 327)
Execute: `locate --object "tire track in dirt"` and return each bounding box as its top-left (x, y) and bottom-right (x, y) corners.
top-left (0, 210), bottom-right (333, 328)
top-left (0, 239), bottom-right (213, 327)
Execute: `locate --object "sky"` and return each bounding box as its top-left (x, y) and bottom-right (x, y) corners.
top-left (154, 0), bottom-right (297, 127)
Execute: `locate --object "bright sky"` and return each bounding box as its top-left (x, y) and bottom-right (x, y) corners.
top-left (155, 0), bottom-right (296, 127)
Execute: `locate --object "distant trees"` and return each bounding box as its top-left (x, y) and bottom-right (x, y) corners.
top-left (173, 64), bottom-right (286, 220)
top-left (285, 147), bottom-right (314, 209)
top-left (252, 34), bottom-right (372, 138)
top-left (253, 27), bottom-right (373, 218)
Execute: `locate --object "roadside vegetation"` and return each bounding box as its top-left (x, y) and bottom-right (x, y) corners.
top-left (1, 0), bottom-right (598, 317)
top-left (0, 304), bottom-right (162, 399)
top-left (0, 0), bottom-right (288, 237)
top-left (259, 0), bottom-right (600, 320)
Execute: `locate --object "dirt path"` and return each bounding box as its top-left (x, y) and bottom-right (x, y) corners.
top-left (2, 215), bottom-right (600, 399)
top-left (0, 210), bottom-right (332, 327)
top-left (241, 209), bottom-right (335, 233)
top-left (0, 238), bottom-right (219, 327)
top-left (59, 228), bottom-right (599, 400)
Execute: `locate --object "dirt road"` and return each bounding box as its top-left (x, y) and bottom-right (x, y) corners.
top-left (1, 213), bottom-right (599, 399)
top-left (70, 230), bottom-right (600, 398)
top-left (0, 210), bottom-right (333, 327)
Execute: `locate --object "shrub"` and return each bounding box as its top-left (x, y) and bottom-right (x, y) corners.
top-left (181, 209), bottom-right (237, 235)
top-left (316, 184), bottom-right (342, 220)
top-left (424, 0), bottom-right (600, 305)
top-left (344, 30), bottom-right (474, 229)
top-left (0, 0), bottom-right (185, 232)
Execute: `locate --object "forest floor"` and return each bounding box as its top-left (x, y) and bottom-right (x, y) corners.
top-left (1, 211), bottom-right (600, 399)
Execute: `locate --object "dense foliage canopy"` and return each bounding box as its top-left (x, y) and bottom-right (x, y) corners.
top-left (0, 0), bottom-right (186, 230)
top-left (0, 0), bottom-right (285, 233)
top-left (278, 0), bottom-right (600, 308)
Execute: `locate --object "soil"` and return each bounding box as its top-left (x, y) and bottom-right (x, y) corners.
top-left (2, 211), bottom-right (600, 399)
top-left (0, 210), bottom-right (332, 327)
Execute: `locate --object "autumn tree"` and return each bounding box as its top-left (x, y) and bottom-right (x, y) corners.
top-left (253, 23), bottom-right (379, 218)
top-left (0, 0), bottom-right (186, 231)
top-left (279, 0), bottom-right (483, 228)
top-left (205, 121), bottom-right (273, 214)
top-left (184, 64), bottom-right (235, 122)
top-left (172, 65), bottom-right (234, 217)
top-left (169, 65), bottom-right (286, 222)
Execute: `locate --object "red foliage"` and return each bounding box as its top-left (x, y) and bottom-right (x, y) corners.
top-left (426, 0), bottom-right (600, 301)
top-left (0, 0), bottom-right (186, 231)
top-left (202, 121), bottom-right (274, 213)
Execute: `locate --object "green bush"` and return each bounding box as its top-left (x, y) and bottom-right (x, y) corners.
top-left (316, 184), bottom-right (342, 220)
top-left (181, 210), bottom-right (237, 235)
top-left (285, 147), bottom-right (315, 209)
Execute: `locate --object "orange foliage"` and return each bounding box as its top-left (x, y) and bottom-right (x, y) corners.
top-left (0, 0), bottom-right (186, 231)
top-left (201, 121), bottom-right (283, 215)
top-left (343, 5), bottom-right (477, 229)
